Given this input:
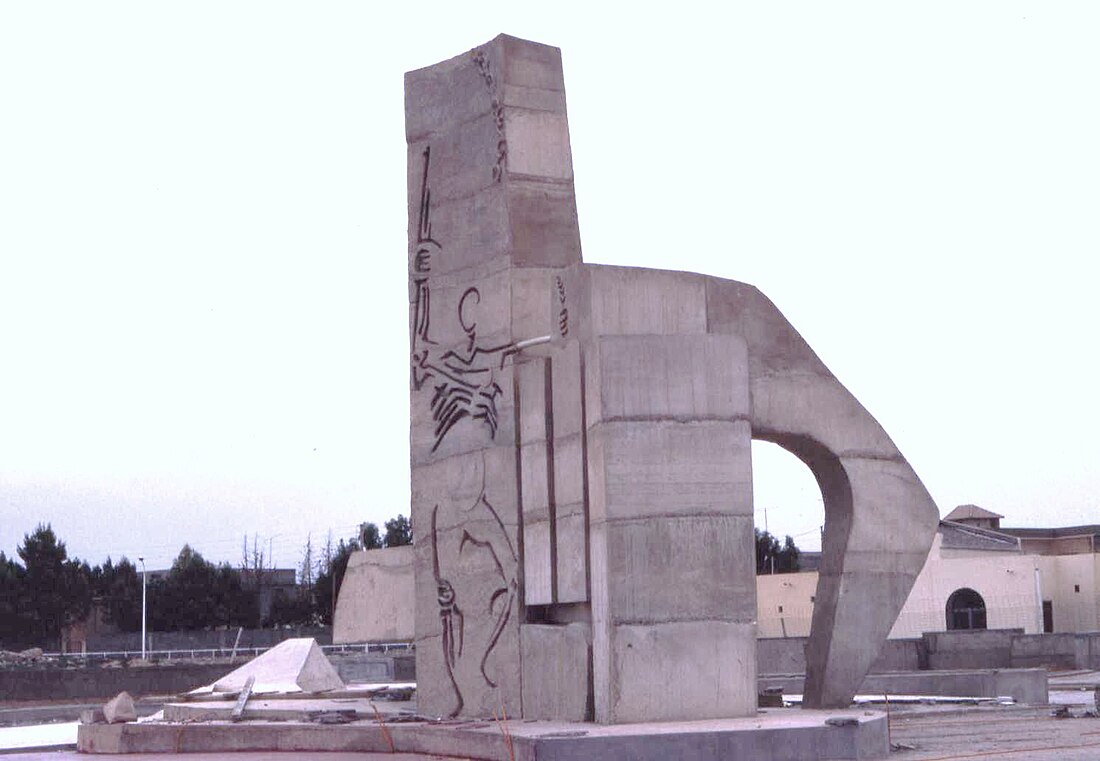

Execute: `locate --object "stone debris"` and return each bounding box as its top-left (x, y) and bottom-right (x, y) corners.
top-left (103, 691), bottom-right (138, 724)
top-left (80, 708), bottom-right (107, 725)
top-left (307, 709), bottom-right (358, 725)
top-left (0, 648), bottom-right (45, 664)
top-left (1051, 705), bottom-right (1099, 719)
top-left (825, 717), bottom-right (859, 727)
top-left (230, 675), bottom-right (256, 722)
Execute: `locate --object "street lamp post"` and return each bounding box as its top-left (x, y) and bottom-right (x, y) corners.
top-left (138, 556), bottom-right (147, 660)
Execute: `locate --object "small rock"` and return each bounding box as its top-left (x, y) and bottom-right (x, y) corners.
top-left (19, 647), bottom-right (43, 660)
top-left (825, 717), bottom-right (859, 727)
top-left (104, 691), bottom-right (138, 723)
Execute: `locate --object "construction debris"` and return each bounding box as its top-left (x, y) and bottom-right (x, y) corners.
top-left (230, 675), bottom-right (256, 722)
top-left (103, 692), bottom-right (137, 724)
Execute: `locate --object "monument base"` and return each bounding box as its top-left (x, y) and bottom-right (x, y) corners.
top-left (79, 701), bottom-right (888, 760)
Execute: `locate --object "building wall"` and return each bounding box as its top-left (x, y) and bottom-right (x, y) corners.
top-left (892, 535), bottom-right (1041, 637)
top-left (1038, 554), bottom-right (1100, 632)
top-left (756, 572), bottom-right (817, 638)
top-left (757, 533), bottom-right (1064, 639)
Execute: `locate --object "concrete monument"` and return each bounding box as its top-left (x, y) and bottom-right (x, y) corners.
top-left (407, 35), bottom-right (939, 723)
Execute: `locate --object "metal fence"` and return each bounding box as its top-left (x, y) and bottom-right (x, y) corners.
top-left (39, 641), bottom-right (413, 663)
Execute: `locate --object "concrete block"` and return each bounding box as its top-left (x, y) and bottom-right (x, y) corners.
top-left (333, 546), bottom-right (414, 644)
top-left (500, 34), bottom-right (566, 91)
top-left (585, 264), bottom-right (708, 336)
top-left (603, 620), bottom-right (757, 723)
top-left (405, 46), bottom-right (495, 142)
top-left (519, 439), bottom-right (550, 520)
top-left (555, 508), bottom-right (588, 603)
top-left (596, 515), bottom-right (756, 625)
top-left (508, 180), bottom-right (582, 269)
top-left (406, 178), bottom-right (512, 277)
top-left (552, 433), bottom-right (585, 508)
top-left (523, 518), bottom-right (553, 606)
top-left (103, 692), bottom-right (136, 724)
top-left (592, 334), bottom-right (750, 422)
top-left (510, 268), bottom-right (554, 344)
top-left (588, 419), bottom-right (753, 522)
top-left (405, 115), bottom-right (502, 212)
top-left (548, 340), bottom-right (584, 436)
top-left (520, 623), bottom-right (591, 720)
top-left (503, 109), bottom-right (572, 180)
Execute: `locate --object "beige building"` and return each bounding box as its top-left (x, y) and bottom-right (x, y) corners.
top-left (758, 507), bottom-right (1100, 639)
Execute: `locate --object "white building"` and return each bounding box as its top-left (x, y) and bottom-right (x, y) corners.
top-left (758, 506), bottom-right (1100, 639)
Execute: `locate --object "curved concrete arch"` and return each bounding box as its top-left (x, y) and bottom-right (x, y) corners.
top-left (706, 277), bottom-right (941, 709)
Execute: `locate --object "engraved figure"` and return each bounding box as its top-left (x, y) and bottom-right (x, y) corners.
top-left (410, 147), bottom-right (511, 453)
top-left (429, 483), bottom-right (518, 718)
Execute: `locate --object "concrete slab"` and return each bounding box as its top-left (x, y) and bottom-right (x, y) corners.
top-left (78, 707), bottom-right (889, 759)
top-left (759, 667), bottom-right (1049, 706)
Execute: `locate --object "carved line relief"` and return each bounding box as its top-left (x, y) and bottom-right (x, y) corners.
top-left (430, 485), bottom-right (518, 718)
top-left (472, 49), bottom-right (507, 183)
top-left (410, 146), bottom-right (510, 453)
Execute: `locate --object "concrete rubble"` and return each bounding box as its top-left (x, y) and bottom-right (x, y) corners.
top-left (102, 691), bottom-right (137, 724)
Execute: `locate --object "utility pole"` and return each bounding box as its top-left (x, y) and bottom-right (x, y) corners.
top-left (138, 556), bottom-right (147, 660)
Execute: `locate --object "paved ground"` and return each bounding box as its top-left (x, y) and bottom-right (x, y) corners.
top-left (10, 675), bottom-right (1100, 759)
top-left (889, 705), bottom-right (1100, 760)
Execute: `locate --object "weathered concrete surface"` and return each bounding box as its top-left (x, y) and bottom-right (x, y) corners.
top-left (333, 546), bottom-right (415, 644)
top-left (520, 623), bottom-right (591, 721)
top-left (406, 34), bottom-right (939, 722)
top-left (759, 637), bottom-right (924, 675)
top-left (194, 638), bottom-right (344, 695)
top-left (406, 34), bottom-right (580, 721)
top-left (560, 263), bottom-right (940, 710)
top-left (585, 333), bottom-right (757, 723)
top-left (79, 708), bottom-right (889, 759)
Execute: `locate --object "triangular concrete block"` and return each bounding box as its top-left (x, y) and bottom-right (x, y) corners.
top-left (193, 638), bottom-right (344, 695)
top-left (103, 691), bottom-right (137, 723)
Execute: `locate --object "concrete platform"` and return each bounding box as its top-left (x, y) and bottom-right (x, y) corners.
top-left (79, 706), bottom-right (889, 759)
top-left (760, 667), bottom-right (1049, 705)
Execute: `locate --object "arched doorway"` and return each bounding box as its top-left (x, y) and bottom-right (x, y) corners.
top-left (946, 588), bottom-right (987, 630)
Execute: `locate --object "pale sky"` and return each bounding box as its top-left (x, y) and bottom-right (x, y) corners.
top-left (1, 2), bottom-right (1097, 570)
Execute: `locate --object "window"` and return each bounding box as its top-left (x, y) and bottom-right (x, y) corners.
top-left (946, 588), bottom-right (987, 630)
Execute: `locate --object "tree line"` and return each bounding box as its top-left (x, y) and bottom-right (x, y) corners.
top-left (0, 516), bottom-right (412, 652)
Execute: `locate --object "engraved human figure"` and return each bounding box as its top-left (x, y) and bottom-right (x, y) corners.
top-left (409, 147), bottom-right (510, 453)
top-left (429, 485), bottom-right (518, 718)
